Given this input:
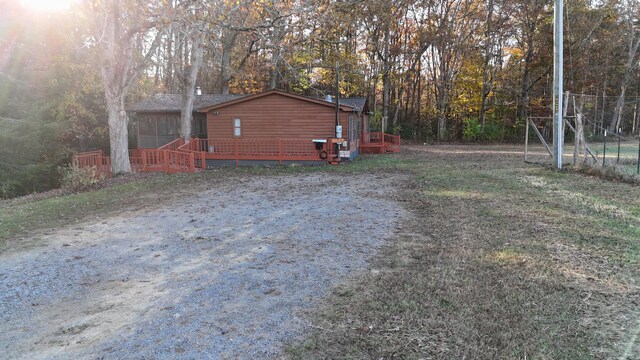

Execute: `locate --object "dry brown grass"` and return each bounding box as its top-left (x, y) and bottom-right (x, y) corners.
top-left (287, 144), bottom-right (640, 359)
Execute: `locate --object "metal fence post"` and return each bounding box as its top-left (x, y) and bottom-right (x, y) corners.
top-left (525, 121), bottom-right (529, 162)
top-left (617, 127), bottom-right (621, 164)
top-left (603, 130), bottom-right (607, 166)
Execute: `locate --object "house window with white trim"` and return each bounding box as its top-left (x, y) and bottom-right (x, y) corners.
top-left (233, 118), bottom-right (241, 137)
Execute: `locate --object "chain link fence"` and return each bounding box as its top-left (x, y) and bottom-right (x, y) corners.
top-left (525, 92), bottom-right (640, 176)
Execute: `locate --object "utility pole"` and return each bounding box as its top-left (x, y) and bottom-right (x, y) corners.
top-left (553, 0), bottom-right (564, 169)
top-left (335, 62), bottom-right (340, 127)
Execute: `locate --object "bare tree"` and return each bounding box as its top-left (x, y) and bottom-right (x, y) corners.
top-left (610, 0), bottom-right (640, 132)
top-left (172, 1), bottom-right (208, 142)
top-left (86, 0), bottom-right (169, 173)
top-left (178, 29), bottom-right (205, 142)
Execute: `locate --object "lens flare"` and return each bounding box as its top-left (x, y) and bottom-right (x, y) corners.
top-left (20, 0), bottom-right (73, 12)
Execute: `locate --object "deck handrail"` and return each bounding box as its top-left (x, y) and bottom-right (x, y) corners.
top-left (359, 132), bottom-right (401, 154)
top-left (72, 150), bottom-right (111, 178)
top-left (177, 138), bottom-right (207, 169)
top-left (158, 137), bottom-right (185, 151)
top-left (164, 150), bottom-right (195, 173)
top-left (198, 138), bottom-right (320, 165)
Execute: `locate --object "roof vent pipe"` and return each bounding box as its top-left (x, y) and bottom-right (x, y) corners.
top-left (195, 86), bottom-right (202, 96)
top-left (325, 94), bottom-right (332, 102)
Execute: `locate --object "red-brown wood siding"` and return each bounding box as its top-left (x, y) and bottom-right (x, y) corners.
top-left (206, 93), bottom-right (352, 141)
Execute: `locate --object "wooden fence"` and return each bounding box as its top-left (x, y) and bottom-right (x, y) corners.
top-left (184, 138), bottom-right (321, 166)
top-left (73, 134), bottom-right (400, 178)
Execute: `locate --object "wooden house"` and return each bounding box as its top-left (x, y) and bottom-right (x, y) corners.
top-left (127, 89), bottom-right (378, 165)
top-left (197, 89), bottom-right (370, 163)
top-left (76, 89), bottom-right (398, 176)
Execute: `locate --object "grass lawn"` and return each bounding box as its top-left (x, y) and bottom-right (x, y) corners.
top-left (287, 145), bottom-right (640, 359)
top-left (2, 144), bottom-right (639, 358)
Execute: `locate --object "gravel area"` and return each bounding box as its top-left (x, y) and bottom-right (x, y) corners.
top-left (0, 172), bottom-right (406, 359)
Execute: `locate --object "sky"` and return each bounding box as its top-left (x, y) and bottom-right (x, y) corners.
top-left (19, 0), bottom-right (73, 12)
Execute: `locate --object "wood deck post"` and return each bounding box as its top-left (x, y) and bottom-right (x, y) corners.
top-left (163, 150), bottom-right (169, 174)
top-left (234, 139), bottom-right (239, 167)
top-left (278, 139), bottom-right (283, 165)
top-left (189, 153), bottom-right (195, 172)
top-left (525, 119), bottom-right (529, 162)
top-left (382, 131), bottom-right (386, 153)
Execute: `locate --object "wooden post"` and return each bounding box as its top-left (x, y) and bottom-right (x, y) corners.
top-left (96, 152), bottom-right (103, 176)
top-left (189, 153), bottom-right (195, 172)
top-left (163, 150), bottom-right (169, 174)
top-left (278, 139), bottom-right (283, 165)
top-left (525, 119), bottom-right (529, 162)
top-left (573, 95), bottom-right (578, 165)
top-left (234, 139), bottom-right (239, 167)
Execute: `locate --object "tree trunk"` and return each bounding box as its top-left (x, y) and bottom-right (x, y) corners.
top-left (480, 0), bottom-right (494, 129)
top-left (382, 25), bottom-right (391, 131)
top-left (268, 20), bottom-right (286, 90)
top-left (518, 46), bottom-right (533, 119)
top-left (610, 15), bottom-right (640, 132)
top-left (91, 0), bottom-right (165, 173)
top-left (573, 94), bottom-right (588, 164)
top-left (105, 93), bottom-right (132, 173)
top-left (180, 33), bottom-right (205, 141)
top-left (610, 87), bottom-right (626, 133)
top-left (219, 32), bottom-right (238, 95)
top-left (436, 45), bottom-right (449, 141)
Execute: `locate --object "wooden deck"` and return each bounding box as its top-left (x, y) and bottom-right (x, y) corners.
top-left (72, 133), bottom-right (401, 178)
top-left (359, 132), bottom-right (401, 154)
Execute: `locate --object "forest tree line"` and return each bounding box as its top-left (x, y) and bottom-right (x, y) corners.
top-left (2, 0), bottom-right (640, 197)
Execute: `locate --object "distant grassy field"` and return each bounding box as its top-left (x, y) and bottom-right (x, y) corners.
top-left (587, 140), bottom-right (639, 175)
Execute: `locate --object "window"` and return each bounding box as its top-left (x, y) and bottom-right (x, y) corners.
top-left (139, 118), bottom-right (155, 136)
top-left (234, 118), bottom-right (241, 137)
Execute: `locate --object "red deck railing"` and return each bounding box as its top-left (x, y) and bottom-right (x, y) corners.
top-left (177, 139), bottom-right (207, 169)
top-left (164, 150), bottom-right (195, 173)
top-left (72, 150), bottom-right (111, 178)
top-left (74, 141), bottom-right (195, 178)
top-left (187, 138), bottom-right (321, 166)
top-left (159, 137), bottom-right (185, 151)
top-left (73, 133), bottom-right (397, 178)
top-left (360, 132), bottom-right (401, 154)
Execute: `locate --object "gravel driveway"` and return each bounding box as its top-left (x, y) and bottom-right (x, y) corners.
top-left (0, 173), bottom-right (405, 359)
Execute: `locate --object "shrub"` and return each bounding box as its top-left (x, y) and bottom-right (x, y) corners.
top-left (463, 117), bottom-right (482, 141)
top-left (483, 121), bottom-right (505, 142)
top-left (59, 164), bottom-right (105, 191)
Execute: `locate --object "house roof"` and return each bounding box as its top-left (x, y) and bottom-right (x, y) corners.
top-left (127, 94), bottom-right (246, 112)
top-left (197, 89), bottom-right (356, 113)
top-left (323, 97), bottom-right (368, 113)
top-left (127, 90), bottom-right (368, 114)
